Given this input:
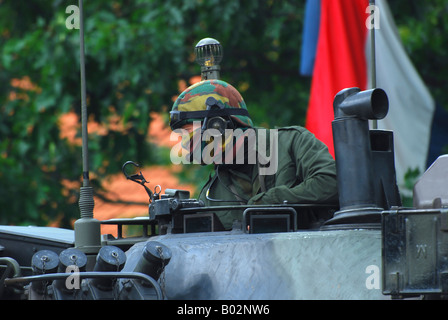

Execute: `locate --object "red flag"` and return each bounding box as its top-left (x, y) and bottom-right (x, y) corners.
top-left (305, 0), bottom-right (368, 157)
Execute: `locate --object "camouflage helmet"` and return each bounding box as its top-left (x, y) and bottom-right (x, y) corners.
top-left (170, 80), bottom-right (253, 130)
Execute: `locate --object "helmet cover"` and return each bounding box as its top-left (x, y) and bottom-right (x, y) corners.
top-left (170, 80), bottom-right (253, 130)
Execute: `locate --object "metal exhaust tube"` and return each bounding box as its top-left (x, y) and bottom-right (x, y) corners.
top-left (323, 87), bottom-right (391, 229)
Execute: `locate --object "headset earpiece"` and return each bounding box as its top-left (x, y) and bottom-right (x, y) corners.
top-left (202, 97), bottom-right (229, 136)
top-left (206, 116), bottom-right (227, 135)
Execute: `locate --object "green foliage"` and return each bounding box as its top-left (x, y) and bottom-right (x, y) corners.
top-left (389, 0), bottom-right (448, 109)
top-left (0, 0), bottom-right (307, 226)
top-left (400, 167), bottom-right (421, 207)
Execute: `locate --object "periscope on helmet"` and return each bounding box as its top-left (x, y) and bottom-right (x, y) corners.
top-left (170, 121), bottom-right (278, 175)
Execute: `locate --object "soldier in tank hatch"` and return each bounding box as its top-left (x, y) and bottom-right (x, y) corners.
top-left (169, 79), bottom-right (338, 230)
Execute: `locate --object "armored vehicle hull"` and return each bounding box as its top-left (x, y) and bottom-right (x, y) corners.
top-left (123, 228), bottom-right (384, 300)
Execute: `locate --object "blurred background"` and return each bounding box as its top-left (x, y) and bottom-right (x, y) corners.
top-left (0, 0), bottom-right (446, 230)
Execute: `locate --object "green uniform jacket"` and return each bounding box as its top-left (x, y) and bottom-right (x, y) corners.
top-left (198, 126), bottom-right (339, 230)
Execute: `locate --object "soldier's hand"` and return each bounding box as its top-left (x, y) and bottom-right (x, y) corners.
top-left (248, 193), bottom-right (265, 205)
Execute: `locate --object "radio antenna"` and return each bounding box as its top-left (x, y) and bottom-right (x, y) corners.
top-left (74, 0), bottom-right (101, 266)
top-left (79, 0), bottom-right (89, 186)
top-left (369, 0), bottom-right (378, 129)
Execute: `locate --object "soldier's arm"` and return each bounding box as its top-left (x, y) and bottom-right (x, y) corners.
top-left (248, 129), bottom-right (338, 205)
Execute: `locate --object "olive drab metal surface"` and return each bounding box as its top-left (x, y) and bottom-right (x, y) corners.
top-left (382, 155), bottom-right (448, 298)
top-left (123, 229), bottom-right (385, 299)
top-left (382, 208), bottom-right (448, 298)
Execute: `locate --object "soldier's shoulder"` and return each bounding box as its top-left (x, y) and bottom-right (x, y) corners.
top-left (277, 125), bottom-right (309, 135)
